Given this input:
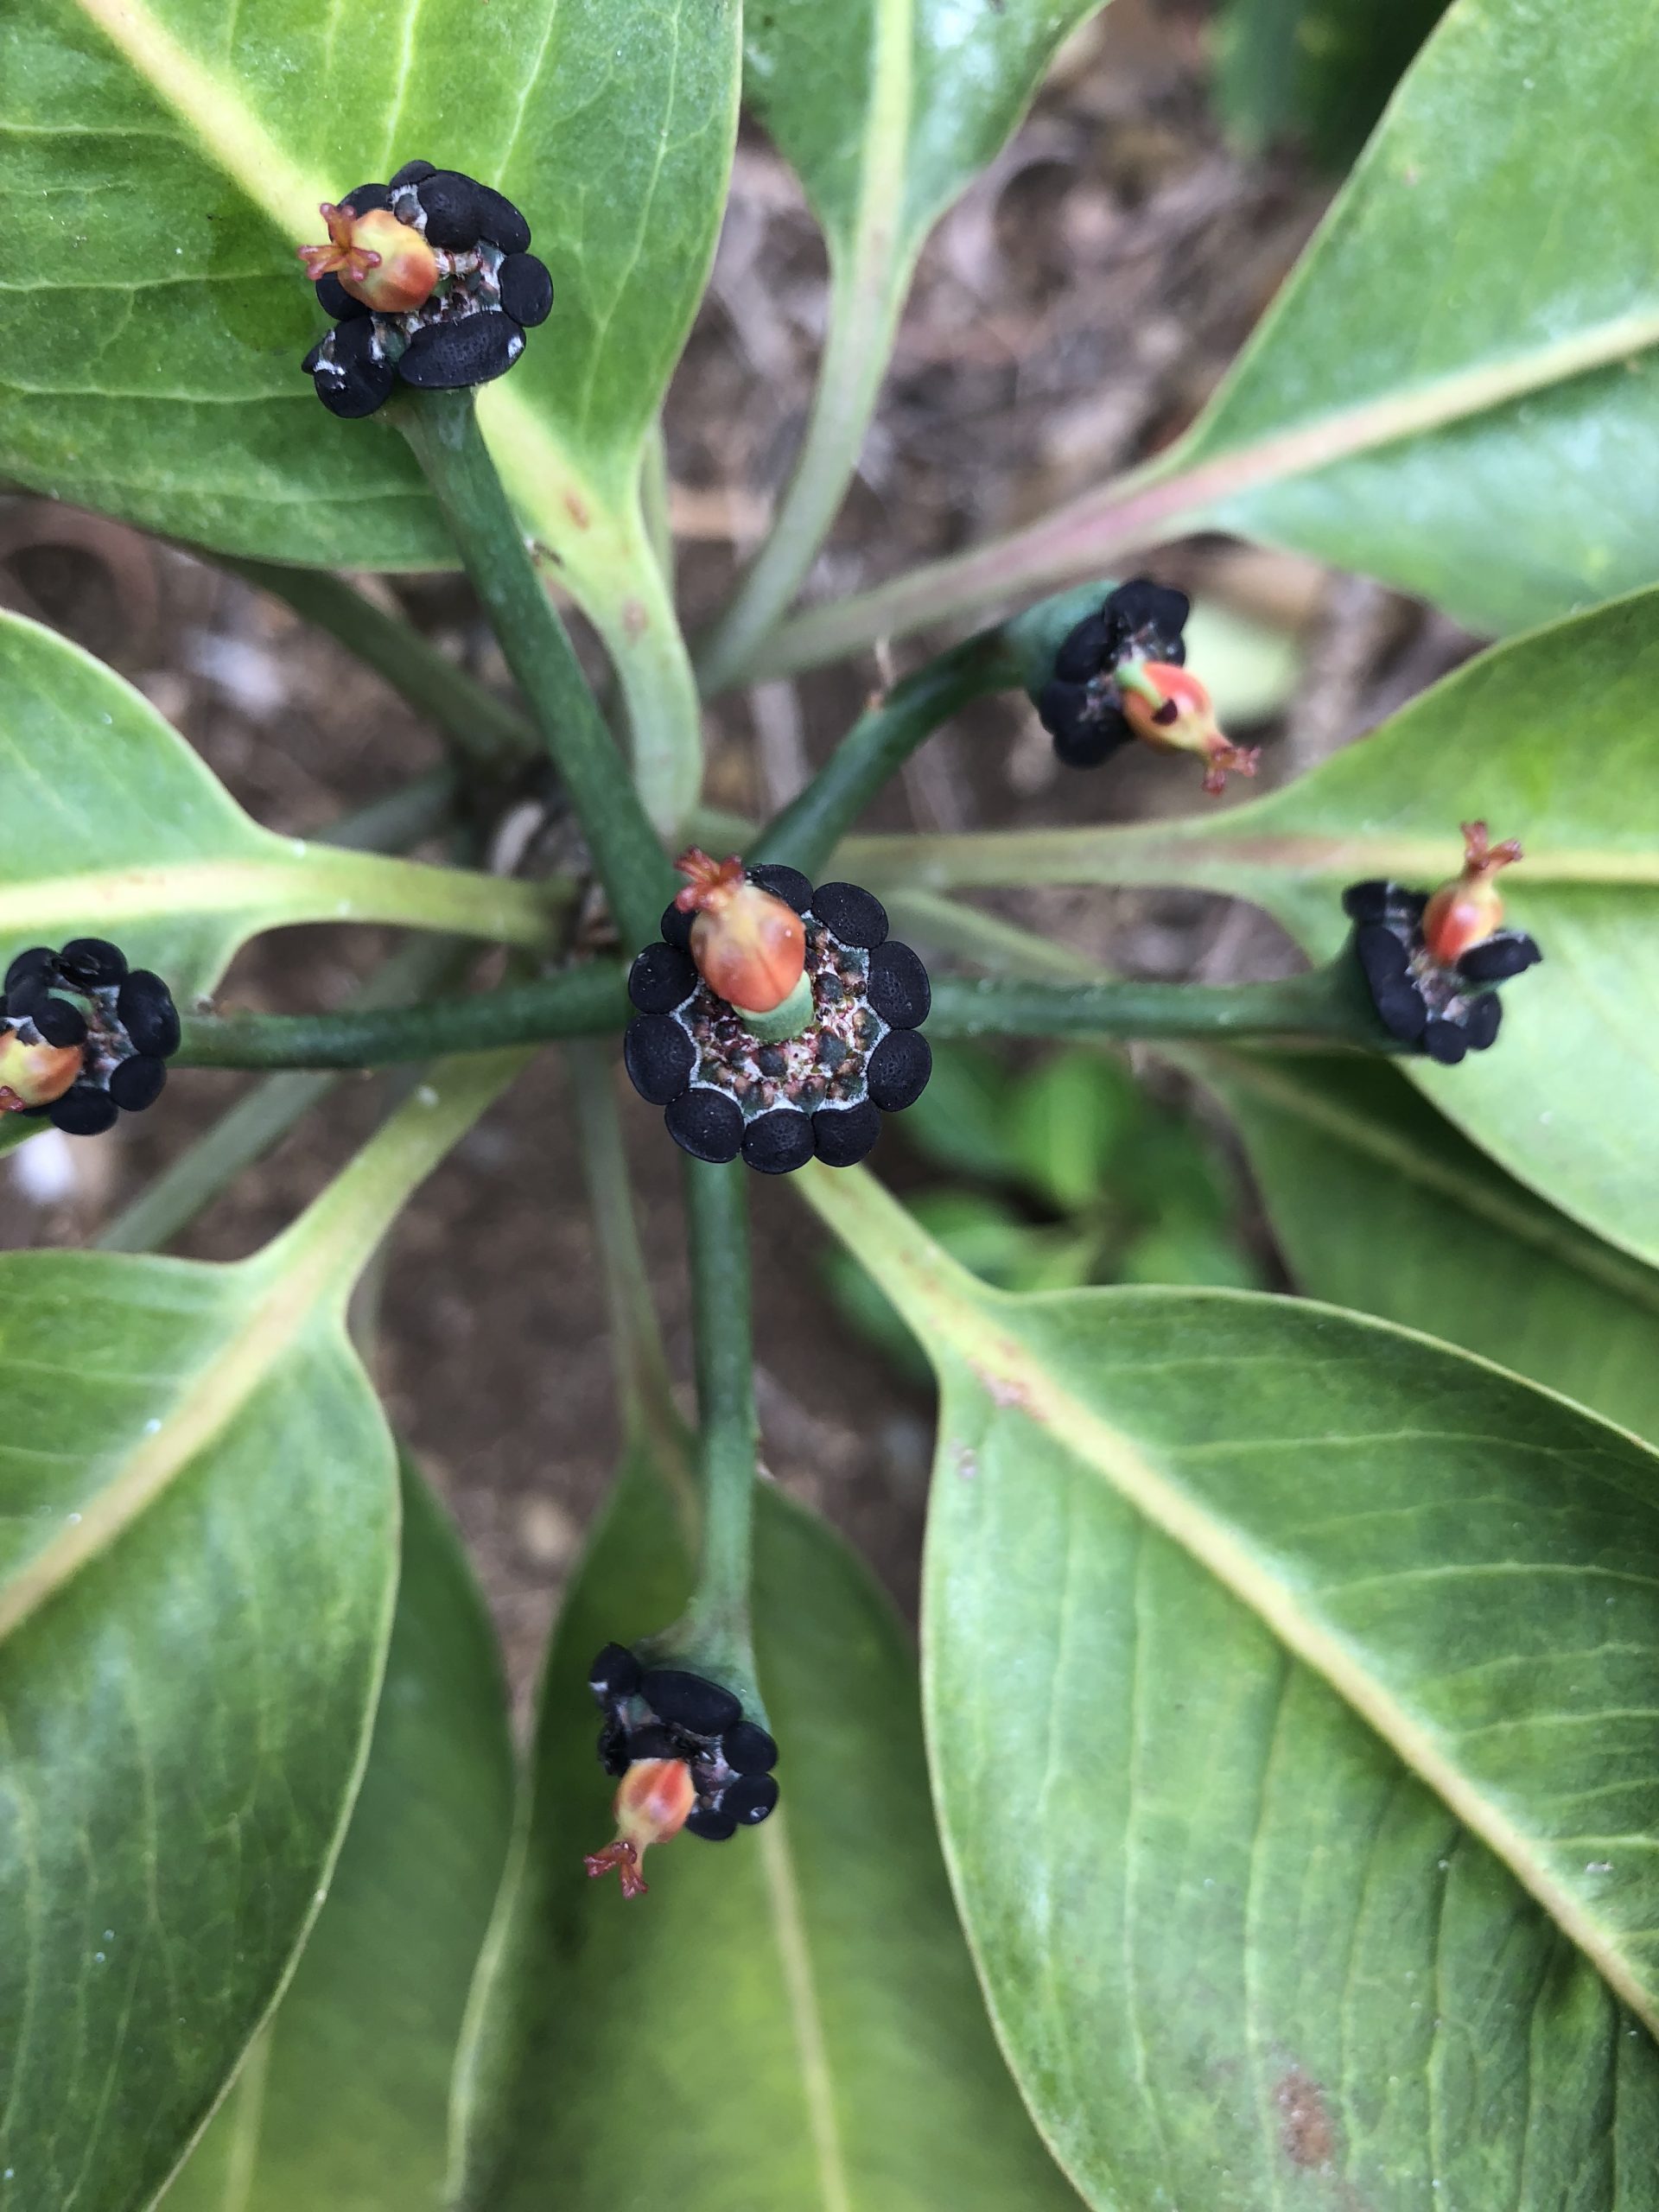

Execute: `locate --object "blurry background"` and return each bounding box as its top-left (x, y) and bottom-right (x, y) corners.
top-left (0, 0), bottom-right (1471, 1695)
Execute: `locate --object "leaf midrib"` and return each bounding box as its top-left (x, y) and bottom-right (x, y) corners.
top-left (757, 1812), bottom-right (854, 2212)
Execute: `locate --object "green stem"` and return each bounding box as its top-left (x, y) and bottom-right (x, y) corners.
top-left (217, 558), bottom-right (537, 773)
top-left (175, 962), bottom-right (627, 1071)
top-left (397, 389), bottom-right (671, 947)
top-left (751, 628), bottom-right (1016, 878)
top-left (927, 963), bottom-right (1395, 1050)
top-left (696, 251), bottom-right (910, 696)
top-left (677, 1158), bottom-right (759, 1665)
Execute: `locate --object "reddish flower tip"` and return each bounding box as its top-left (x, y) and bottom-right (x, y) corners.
top-left (1121, 663), bottom-right (1256, 795)
top-left (1423, 822), bottom-right (1524, 964)
top-left (584, 1838), bottom-right (649, 1899)
top-left (584, 1757), bottom-right (696, 1901)
top-left (298, 202), bottom-right (438, 313)
top-left (671, 847), bottom-right (806, 1015)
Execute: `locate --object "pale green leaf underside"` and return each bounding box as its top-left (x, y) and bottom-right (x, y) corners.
top-left (0, 609), bottom-right (550, 1003)
top-left (1211, 1052), bottom-right (1659, 1445)
top-left (163, 1458), bottom-right (514, 2212)
top-left (845, 586), bottom-right (1659, 1275)
top-left (452, 1449), bottom-right (1077, 2212)
top-left (798, 1166), bottom-right (1659, 2207)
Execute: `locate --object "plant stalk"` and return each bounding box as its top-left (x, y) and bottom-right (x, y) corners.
top-left (677, 1158), bottom-right (759, 1660)
top-left (397, 388), bottom-right (671, 947)
top-left (927, 963), bottom-right (1394, 1049)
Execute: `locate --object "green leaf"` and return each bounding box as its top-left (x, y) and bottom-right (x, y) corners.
top-left (696, 0), bottom-right (1107, 688)
top-left (1212, 0), bottom-right (1449, 168)
top-left (755, 0), bottom-right (1659, 674)
top-left (845, 588), bottom-right (1659, 1274)
top-left (0, 1052), bottom-right (517, 2212)
top-left (162, 1456), bottom-right (514, 2212)
top-left (0, 610), bottom-right (550, 1004)
top-left (1210, 1050), bottom-right (1659, 1442)
top-left (798, 1161), bottom-right (1659, 2208)
top-left (1008, 1048), bottom-right (1140, 1216)
top-left (450, 1442), bottom-right (1077, 2212)
top-left (0, 0), bottom-right (738, 814)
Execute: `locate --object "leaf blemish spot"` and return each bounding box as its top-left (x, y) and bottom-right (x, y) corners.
top-left (1274, 2068), bottom-right (1337, 2171)
top-left (564, 491), bottom-right (592, 530)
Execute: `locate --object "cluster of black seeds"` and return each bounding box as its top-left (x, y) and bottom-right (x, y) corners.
top-left (623, 865), bottom-right (931, 1172)
top-left (1036, 577), bottom-right (1192, 767)
top-left (302, 162), bottom-right (552, 417)
top-left (1344, 881), bottom-right (1542, 1063)
top-left (589, 1643), bottom-right (779, 1841)
top-left (2, 941), bottom-right (180, 1133)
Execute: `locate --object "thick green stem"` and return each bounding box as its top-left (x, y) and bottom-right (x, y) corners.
top-left (677, 1158), bottom-right (759, 1663)
top-left (751, 629), bottom-right (1016, 878)
top-left (397, 388), bottom-right (671, 947)
top-left (928, 962), bottom-right (1395, 1049)
top-left (218, 558), bottom-right (537, 773)
top-left (176, 962), bottom-right (626, 1071)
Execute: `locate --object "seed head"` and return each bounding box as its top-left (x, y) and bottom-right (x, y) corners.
top-left (675, 848), bottom-right (806, 1016)
top-left (298, 202), bottom-right (438, 313)
top-left (1421, 821), bottom-right (1524, 966)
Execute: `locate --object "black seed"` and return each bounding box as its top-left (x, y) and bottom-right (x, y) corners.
top-left (1389, 887), bottom-right (1429, 924)
top-left (817, 974), bottom-right (842, 1004)
top-left (628, 941), bottom-right (697, 1014)
top-left (389, 158), bottom-right (437, 188)
top-left (302, 339), bottom-right (324, 375)
top-left (589, 1642), bottom-right (642, 1701)
top-left (1041, 682), bottom-right (1131, 768)
top-left (747, 863), bottom-right (813, 914)
top-left (1341, 880), bottom-right (1395, 925)
top-left (1457, 931), bottom-right (1542, 983)
top-left (597, 1715), bottom-right (632, 1778)
top-left (725, 1773), bottom-right (779, 1825)
top-left (312, 318), bottom-right (395, 417)
top-left (813, 1101), bottom-right (880, 1166)
top-left (1104, 576), bottom-right (1190, 660)
top-left (32, 997), bottom-right (86, 1048)
top-left (1422, 1018), bottom-right (1468, 1065)
top-left (623, 1013), bottom-right (693, 1105)
top-left (48, 1085), bottom-right (118, 1136)
top-left (5, 947), bottom-right (55, 995)
top-left (340, 182), bottom-right (393, 214)
top-left (118, 970), bottom-right (181, 1057)
top-left (810, 881), bottom-right (887, 949)
top-left (641, 1668), bottom-right (742, 1736)
top-left (5, 973), bottom-right (51, 1020)
top-left (723, 1720), bottom-right (779, 1775)
top-left (397, 312), bottom-right (524, 390)
top-left (867, 940), bottom-right (931, 1029)
top-left (868, 1029), bottom-right (932, 1111)
top-left (415, 169), bottom-right (531, 253)
top-left (108, 1056), bottom-right (167, 1113)
top-left (659, 901), bottom-right (693, 951)
top-left (741, 1109), bottom-right (813, 1176)
top-left (664, 1087), bottom-right (744, 1164)
top-left (1052, 611), bottom-right (1113, 684)
top-left (314, 271), bottom-right (370, 322)
top-left (1355, 923), bottom-right (1409, 992)
top-left (1373, 976), bottom-right (1428, 1041)
top-left (1461, 993), bottom-right (1503, 1051)
top-left (58, 937), bottom-right (128, 987)
top-left (498, 251), bottom-right (553, 327)
top-left (685, 1808), bottom-right (739, 1841)
top-left (816, 1033), bottom-right (847, 1071)
top-left (757, 1044), bottom-right (788, 1077)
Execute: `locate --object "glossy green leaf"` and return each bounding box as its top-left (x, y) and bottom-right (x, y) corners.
top-left (0, 1053), bottom-right (516, 2212)
top-left (1209, 1050), bottom-right (1659, 1441)
top-left (1212, 0), bottom-right (1449, 168)
top-left (755, 0), bottom-right (1659, 675)
top-left (0, 611), bottom-right (550, 1005)
top-left (697, 0), bottom-right (1106, 688)
top-left (450, 1442), bottom-right (1077, 2212)
top-left (163, 1456), bottom-right (514, 2212)
top-left (844, 588), bottom-right (1659, 1274)
top-left (799, 1162), bottom-right (1659, 2209)
top-left (0, 0), bottom-right (738, 810)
